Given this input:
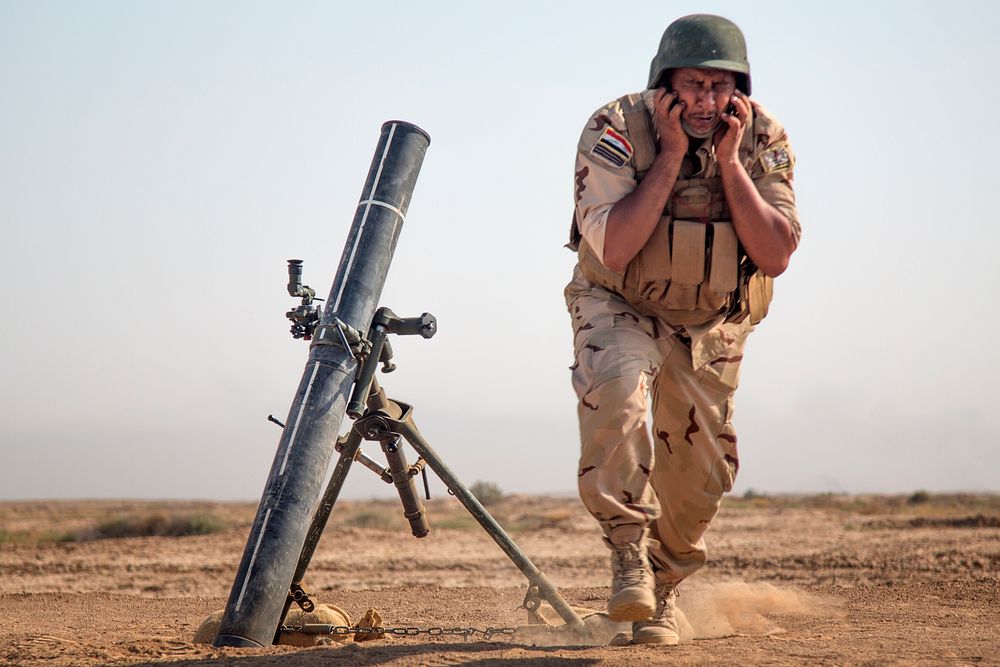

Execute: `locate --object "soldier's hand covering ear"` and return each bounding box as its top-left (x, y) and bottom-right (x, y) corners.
top-left (653, 88), bottom-right (688, 157)
top-left (714, 90), bottom-right (751, 165)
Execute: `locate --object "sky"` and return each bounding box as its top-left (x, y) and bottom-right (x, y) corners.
top-left (1, 1), bottom-right (998, 502)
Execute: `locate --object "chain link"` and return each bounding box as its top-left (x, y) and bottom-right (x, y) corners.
top-left (283, 624), bottom-right (520, 642)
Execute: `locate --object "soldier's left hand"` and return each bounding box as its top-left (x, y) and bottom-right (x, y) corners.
top-left (714, 90), bottom-right (751, 166)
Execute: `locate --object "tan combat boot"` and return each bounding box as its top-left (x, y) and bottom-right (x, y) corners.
top-left (631, 581), bottom-right (679, 645)
top-left (605, 539), bottom-right (656, 622)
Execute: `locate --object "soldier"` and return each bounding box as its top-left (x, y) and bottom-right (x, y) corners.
top-left (566, 15), bottom-right (799, 645)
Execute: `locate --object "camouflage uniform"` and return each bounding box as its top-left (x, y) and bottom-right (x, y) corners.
top-left (567, 89), bottom-right (799, 586)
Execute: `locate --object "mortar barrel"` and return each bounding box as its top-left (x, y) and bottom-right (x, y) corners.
top-left (214, 120), bottom-right (430, 648)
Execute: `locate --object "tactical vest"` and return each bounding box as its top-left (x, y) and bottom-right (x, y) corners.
top-left (576, 93), bottom-right (773, 326)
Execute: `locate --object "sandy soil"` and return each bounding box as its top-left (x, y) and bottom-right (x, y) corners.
top-left (0, 495), bottom-right (997, 666)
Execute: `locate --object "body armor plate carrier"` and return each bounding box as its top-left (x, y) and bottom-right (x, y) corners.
top-left (575, 93), bottom-right (772, 327)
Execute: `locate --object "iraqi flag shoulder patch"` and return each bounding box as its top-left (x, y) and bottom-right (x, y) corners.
top-left (590, 126), bottom-right (633, 168)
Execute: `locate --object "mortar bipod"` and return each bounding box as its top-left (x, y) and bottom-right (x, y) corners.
top-left (275, 306), bottom-right (588, 642)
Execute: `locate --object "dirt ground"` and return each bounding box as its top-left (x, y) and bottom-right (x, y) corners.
top-left (0, 494), bottom-right (997, 666)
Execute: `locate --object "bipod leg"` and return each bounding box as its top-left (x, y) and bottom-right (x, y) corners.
top-left (395, 418), bottom-right (588, 636)
top-left (274, 427), bottom-right (364, 643)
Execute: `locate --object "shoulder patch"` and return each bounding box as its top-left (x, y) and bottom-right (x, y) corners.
top-left (591, 126), bottom-right (633, 168)
top-left (759, 142), bottom-right (792, 174)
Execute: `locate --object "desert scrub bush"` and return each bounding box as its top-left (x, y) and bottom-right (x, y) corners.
top-left (468, 480), bottom-right (504, 506)
top-left (342, 510), bottom-right (399, 531)
top-left (78, 512), bottom-right (228, 540)
top-left (432, 515), bottom-right (479, 530)
top-left (726, 488), bottom-right (774, 509)
top-left (508, 507), bottom-right (576, 532)
top-left (0, 526), bottom-right (82, 544)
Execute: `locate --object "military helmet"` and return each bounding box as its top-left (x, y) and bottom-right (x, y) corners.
top-left (648, 14), bottom-right (751, 94)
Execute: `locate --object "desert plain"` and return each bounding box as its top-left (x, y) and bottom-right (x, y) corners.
top-left (0, 492), bottom-right (997, 666)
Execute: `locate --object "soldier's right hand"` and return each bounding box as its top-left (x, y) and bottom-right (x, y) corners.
top-left (653, 89), bottom-right (687, 158)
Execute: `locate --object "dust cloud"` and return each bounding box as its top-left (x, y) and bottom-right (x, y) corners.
top-left (527, 582), bottom-right (839, 646)
top-left (677, 581), bottom-right (840, 639)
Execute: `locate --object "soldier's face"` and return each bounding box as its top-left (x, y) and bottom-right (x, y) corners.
top-left (669, 68), bottom-right (737, 138)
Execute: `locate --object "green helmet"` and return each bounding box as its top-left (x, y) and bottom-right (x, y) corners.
top-left (648, 14), bottom-right (751, 94)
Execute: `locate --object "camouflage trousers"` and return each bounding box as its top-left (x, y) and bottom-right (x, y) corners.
top-left (565, 267), bottom-right (751, 584)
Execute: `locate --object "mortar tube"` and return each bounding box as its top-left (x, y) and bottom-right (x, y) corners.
top-left (213, 121), bottom-right (430, 648)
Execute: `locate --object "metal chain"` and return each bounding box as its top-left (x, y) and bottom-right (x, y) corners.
top-left (281, 586), bottom-right (547, 642)
top-left (282, 624), bottom-right (520, 642)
